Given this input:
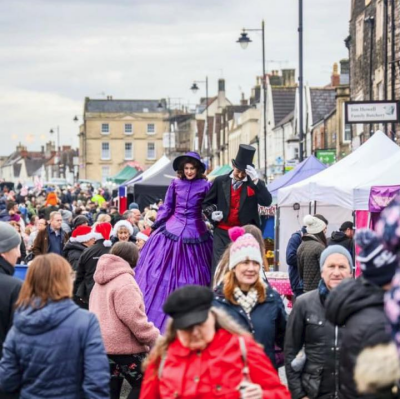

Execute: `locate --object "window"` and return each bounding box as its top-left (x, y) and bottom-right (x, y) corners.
top-left (101, 142), bottom-right (110, 160)
top-left (101, 123), bottom-right (110, 135)
top-left (147, 123), bottom-right (156, 134)
top-left (343, 104), bottom-right (352, 142)
top-left (125, 123), bottom-right (133, 135)
top-left (125, 142), bottom-right (133, 160)
top-left (101, 166), bottom-right (111, 184)
top-left (147, 142), bottom-right (156, 160)
top-left (356, 15), bottom-right (364, 58)
top-left (376, 0), bottom-right (384, 40)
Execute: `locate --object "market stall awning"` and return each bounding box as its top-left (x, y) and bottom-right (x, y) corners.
top-left (208, 164), bottom-right (232, 180)
top-left (108, 165), bottom-right (140, 184)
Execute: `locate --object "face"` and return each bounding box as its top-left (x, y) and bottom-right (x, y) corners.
top-left (117, 228), bottom-right (130, 242)
top-left (84, 238), bottom-right (96, 247)
top-left (50, 214), bottom-right (62, 230)
top-left (1, 246), bottom-right (21, 267)
top-left (234, 260), bottom-right (261, 289)
top-left (176, 312), bottom-right (216, 351)
top-left (232, 167), bottom-right (247, 181)
top-left (183, 163), bottom-right (197, 180)
top-left (346, 228), bottom-right (355, 239)
top-left (321, 253), bottom-right (352, 290)
top-left (136, 238), bottom-right (145, 250)
top-left (9, 205), bottom-right (18, 215)
top-left (131, 210), bottom-right (141, 224)
top-left (38, 219), bottom-right (47, 231)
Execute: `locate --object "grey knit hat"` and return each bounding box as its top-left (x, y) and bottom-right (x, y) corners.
top-left (0, 222), bottom-right (21, 254)
top-left (320, 245), bottom-right (353, 271)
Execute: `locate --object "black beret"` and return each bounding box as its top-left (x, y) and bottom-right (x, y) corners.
top-left (163, 285), bottom-right (214, 330)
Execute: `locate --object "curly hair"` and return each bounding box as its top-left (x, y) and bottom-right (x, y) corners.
top-left (176, 157), bottom-right (206, 180)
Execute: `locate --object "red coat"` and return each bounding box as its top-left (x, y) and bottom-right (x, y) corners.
top-left (140, 328), bottom-right (290, 399)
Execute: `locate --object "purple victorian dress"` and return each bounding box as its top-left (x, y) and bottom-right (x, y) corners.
top-left (135, 178), bottom-right (213, 331)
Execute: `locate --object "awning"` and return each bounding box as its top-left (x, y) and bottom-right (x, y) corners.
top-left (108, 165), bottom-right (140, 184)
top-left (208, 164), bottom-right (232, 180)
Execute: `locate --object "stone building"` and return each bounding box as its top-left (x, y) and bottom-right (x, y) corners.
top-left (78, 97), bottom-right (168, 182)
top-left (349, 0), bottom-right (400, 147)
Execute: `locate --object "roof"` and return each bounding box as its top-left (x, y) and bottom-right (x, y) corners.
top-left (25, 159), bottom-right (46, 177)
top-left (271, 88), bottom-right (296, 125)
top-left (85, 99), bottom-right (163, 114)
top-left (275, 110), bottom-right (294, 129)
top-left (13, 163), bottom-right (21, 177)
top-left (310, 88), bottom-right (336, 125)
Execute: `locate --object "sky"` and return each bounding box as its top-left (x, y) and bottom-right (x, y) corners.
top-left (0, 0), bottom-right (351, 156)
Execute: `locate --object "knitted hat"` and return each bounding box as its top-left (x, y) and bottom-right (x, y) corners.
top-left (112, 220), bottom-right (133, 237)
top-left (356, 229), bottom-right (398, 287)
top-left (320, 245), bottom-right (353, 271)
top-left (0, 222), bottom-right (21, 254)
top-left (376, 193), bottom-right (400, 254)
top-left (303, 214), bottom-right (326, 235)
top-left (129, 202), bottom-right (139, 210)
top-left (136, 228), bottom-right (151, 242)
top-left (70, 226), bottom-right (95, 243)
top-left (73, 215), bottom-right (89, 229)
top-left (93, 222), bottom-right (112, 247)
top-left (228, 227), bottom-right (262, 270)
top-left (45, 192), bottom-right (58, 207)
top-left (340, 221), bottom-right (354, 232)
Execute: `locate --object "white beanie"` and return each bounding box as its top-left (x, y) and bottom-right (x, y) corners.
top-left (112, 220), bottom-right (134, 237)
top-left (303, 215), bottom-right (326, 235)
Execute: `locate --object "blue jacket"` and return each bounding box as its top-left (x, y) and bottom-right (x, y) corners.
top-left (286, 227), bottom-right (306, 293)
top-left (0, 299), bottom-right (110, 399)
top-left (213, 284), bottom-right (287, 368)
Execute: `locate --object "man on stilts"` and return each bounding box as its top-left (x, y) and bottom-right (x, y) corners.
top-left (203, 144), bottom-right (272, 280)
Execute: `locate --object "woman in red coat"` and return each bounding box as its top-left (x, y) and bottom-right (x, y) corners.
top-left (140, 285), bottom-right (289, 399)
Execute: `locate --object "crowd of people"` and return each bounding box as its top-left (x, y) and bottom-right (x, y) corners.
top-left (0, 144), bottom-right (400, 398)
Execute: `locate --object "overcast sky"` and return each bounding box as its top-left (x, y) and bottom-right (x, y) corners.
top-left (0, 0), bottom-right (351, 156)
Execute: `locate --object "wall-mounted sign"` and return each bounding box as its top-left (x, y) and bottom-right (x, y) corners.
top-left (316, 149), bottom-right (336, 165)
top-left (345, 101), bottom-right (400, 124)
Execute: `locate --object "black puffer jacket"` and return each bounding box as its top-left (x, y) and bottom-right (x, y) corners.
top-left (73, 240), bottom-right (110, 304)
top-left (297, 235), bottom-right (325, 292)
top-left (285, 289), bottom-right (343, 399)
top-left (63, 241), bottom-right (87, 271)
top-left (325, 278), bottom-right (396, 399)
top-left (328, 231), bottom-right (354, 260)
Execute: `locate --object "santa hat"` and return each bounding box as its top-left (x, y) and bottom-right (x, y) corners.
top-left (136, 228), bottom-right (151, 242)
top-left (112, 220), bottom-right (134, 237)
top-left (70, 226), bottom-right (95, 243)
top-left (228, 227), bottom-right (262, 270)
top-left (93, 222), bottom-right (113, 247)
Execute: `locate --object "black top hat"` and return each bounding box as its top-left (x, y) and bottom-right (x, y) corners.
top-left (163, 285), bottom-right (214, 330)
top-left (232, 144), bottom-right (256, 171)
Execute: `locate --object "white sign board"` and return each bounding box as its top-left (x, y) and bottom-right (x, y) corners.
top-left (163, 132), bottom-right (175, 149)
top-left (345, 101), bottom-right (400, 124)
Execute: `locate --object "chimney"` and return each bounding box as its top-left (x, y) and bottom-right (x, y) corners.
top-left (41, 146), bottom-right (44, 154)
top-left (217, 79), bottom-right (226, 107)
top-left (240, 93), bottom-right (248, 106)
top-left (107, 95), bottom-right (113, 100)
top-left (282, 69), bottom-right (296, 87)
top-left (339, 59), bottom-right (350, 85)
top-left (331, 62), bottom-right (340, 87)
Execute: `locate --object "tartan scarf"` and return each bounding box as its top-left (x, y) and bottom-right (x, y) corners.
top-left (233, 287), bottom-right (259, 314)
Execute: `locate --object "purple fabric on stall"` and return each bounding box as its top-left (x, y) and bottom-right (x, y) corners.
top-left (135, 178), bottom-right (212, 332)
top-left (369, 186), bottom-right (400, 213)
top-left (267, 155), bottom-right (326, 199)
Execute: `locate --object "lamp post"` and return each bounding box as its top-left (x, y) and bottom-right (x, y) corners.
top-left (50, 126), bottom-right (60, 177)
top-left (237, 20), bottom-right (267, 178)
top-left (190, 77), bottom-right (209, 164)
top-left (298, 0), bottom-right (304, 162)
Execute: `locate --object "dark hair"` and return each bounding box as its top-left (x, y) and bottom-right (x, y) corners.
top-left (7, 201), bottom-right (17, 211)
top-left (315, 231), bottom-right (328, 247)
top-left (314, 214), bottom-right (328, 226)
top-left (176, 157), bottom-right (206, 180)
top-left (110, 241), bottom-right (139, 269)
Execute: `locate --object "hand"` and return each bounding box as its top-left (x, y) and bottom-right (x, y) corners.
top-left (211, 211), bottom-right (223, 222)
top-left (238, 382), bottom-right (263, 399)
top-left (245, 165), bottom-right (259, 183)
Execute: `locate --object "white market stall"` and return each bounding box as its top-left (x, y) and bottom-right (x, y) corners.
top-left (276, 131), bottom-right (400, 271)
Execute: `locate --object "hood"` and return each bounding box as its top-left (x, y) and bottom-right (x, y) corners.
top-left (93, 254), bottom-right (133, 285)
top-left (14, 299), bottom-right (78, 335)
top-left (63, 240), bottom-right (86, 253)
top-left (330, 231), bottom-right (349, 243)
top-left (325, 278), bottom-right (384, 327)
top-left (302, 234), bottom-right (320, 243)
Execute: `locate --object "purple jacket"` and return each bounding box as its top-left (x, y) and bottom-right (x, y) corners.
top-left (154, 178), bottom-right (211, 243)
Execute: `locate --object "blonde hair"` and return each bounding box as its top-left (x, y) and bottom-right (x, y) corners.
top-left (142, 307), bottom-right (250, 371)
top-left (16, 254), bottom-right (72, 309)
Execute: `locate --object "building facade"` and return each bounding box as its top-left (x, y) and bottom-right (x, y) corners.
top-left (78, 97), bottom-right (169, 182)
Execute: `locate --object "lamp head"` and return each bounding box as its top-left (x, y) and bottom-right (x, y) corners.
top-left (237, 31), bottom-right (252, 49)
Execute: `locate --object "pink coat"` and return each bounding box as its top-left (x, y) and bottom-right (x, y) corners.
top-left (89, 254), bottom-right (159, 355)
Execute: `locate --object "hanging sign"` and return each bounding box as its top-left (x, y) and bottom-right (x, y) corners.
top-left (345, 101), bottom-right (400, 124)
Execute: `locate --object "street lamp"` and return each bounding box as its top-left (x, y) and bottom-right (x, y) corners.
top-left (298, 0), bottom-right (304, 161)
top-left (237, 21), bottom-right (267, 178)
top-left (190, 77), bottom-right (209, 164)
top-left (50, 126), bottom-right (60, 177)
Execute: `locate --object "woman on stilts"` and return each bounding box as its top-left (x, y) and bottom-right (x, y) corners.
top-left (135, 152), bottom-right (212, 331)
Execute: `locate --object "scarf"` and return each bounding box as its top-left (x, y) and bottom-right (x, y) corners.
top-left (234, 287), bottom-right (259, 314)
top-left (318, 279), bottom-right (330, 304)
